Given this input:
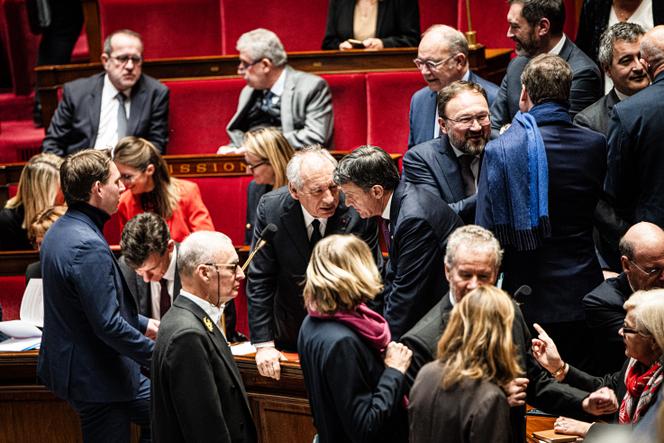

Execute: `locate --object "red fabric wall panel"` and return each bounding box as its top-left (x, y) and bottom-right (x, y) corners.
top-left (320, 73), bottom-right (368, 150)
top-left (0, 0), bottom-right (39, 94)
top-left (164, 78), bottom-right (245, 154)
top-left (0, 275), bottom-right (25, 320)
top-left (99, 0), bottom-right (222, 58)
top-left (366, 70), bottom-right (424, 156)
top-left (419, 0), bottom-right (458, 33)
top-left (221, 0), bottom-right (329, 53)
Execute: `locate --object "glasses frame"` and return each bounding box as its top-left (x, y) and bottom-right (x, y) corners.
top-left (629, 258), bottom-right (664, 279)
top-left (110, 54), bottom-right (143, 66)
top-left (238, 58), bottom-right (262, 72)
top-left (443, 113), bottom-right (491, 128)
top-left (246, 160), bottom-right (269, 171)
top-left (413, 53), bottom-right (458, 71)
top-left (204, 262), bottom-right (240, 275)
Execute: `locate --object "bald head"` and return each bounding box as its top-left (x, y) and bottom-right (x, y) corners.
top-left (620, 222), bottom-right (664, 291)
top-left (417, 25), bottom-right (470, 92)
top-left (641, 25), bottom-right (664, 79)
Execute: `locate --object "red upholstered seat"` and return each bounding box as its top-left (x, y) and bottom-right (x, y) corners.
top-left (99, 0), bottom-right (222, 58)
top-left (0, 275), bottom-right (26, 321)
top-left (321, 73), bottom-right (368, 150)
top-left (366, 71), bottom-right (423, 156)
top-left (221, 0), bottom-right (328, 53)
top-left (165, 78), bottom-right (245, 154)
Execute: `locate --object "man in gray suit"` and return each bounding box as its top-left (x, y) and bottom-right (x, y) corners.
top-left (491, 0), bottom-right (602, 133)
top-left (574, 22), bottom-right (649, 135)
top-left (119, 213), bottom-right (181, 321)
top-left (225, 28), bottom-right (333, 148)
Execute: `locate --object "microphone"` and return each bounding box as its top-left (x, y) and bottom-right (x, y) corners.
top-left (241, 223), bottom-right (278, 272)
top-left (512, 285), bottom-right (532, 306)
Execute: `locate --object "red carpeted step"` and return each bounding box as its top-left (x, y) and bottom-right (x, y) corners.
top-left (0, 120), bottom-right (44, 162)
top-left (0, 92), bottom-right (34, 121)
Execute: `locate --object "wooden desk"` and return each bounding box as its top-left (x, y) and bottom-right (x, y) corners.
top-left (0, 351), bottom-right (315, 443)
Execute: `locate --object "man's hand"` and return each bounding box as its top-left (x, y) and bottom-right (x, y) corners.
top-left (339, 41), bottom-right (353, 50)
top-left (504, 377), bottom-right (529, 407)
top-left (383, 342), bottom-right (412, 374)
top-left (531, 323), bottom-right (563, 374)
top-left (145, 318), bottom-right (160, 340)
top-left (256, 346), bottom-right (285, 380)
top-left (582, 387), bottom-right (619, 416)
top-left (362, 38), bottom-right (384, 50)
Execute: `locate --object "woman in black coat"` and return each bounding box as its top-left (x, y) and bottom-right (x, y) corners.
top-left (298, 234), bottom-right (412, 443)
top-left (322, 0), bottom-right (420, 50)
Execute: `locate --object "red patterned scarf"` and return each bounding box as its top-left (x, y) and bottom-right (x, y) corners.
top-left (619, 358), bottom-right (663, 424)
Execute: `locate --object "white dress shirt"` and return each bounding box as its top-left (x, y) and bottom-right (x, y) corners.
top-left (94, 74), bottom-right (132, 150)
top-left (149, 248), bottom-right (177, 320)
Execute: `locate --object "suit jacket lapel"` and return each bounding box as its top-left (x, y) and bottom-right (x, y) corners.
top-left (88, 74), bottom-right (104, 147)
top-left (434, 135), bottom-right (465, 201)
top-left (606, 89), bottom-right (619, 113)
top-left (280, 67), bottom-right (295, 133)
top-left (128, 77), bottom-right (147, 135)
top-left (422, 90), bottom-right (437, 142)
top-left (280, 197), bottom-right (310, 261)
top-left (376, 0), bottom-right (387, 35)
top-left (325, 198), bottom-right (352, 236)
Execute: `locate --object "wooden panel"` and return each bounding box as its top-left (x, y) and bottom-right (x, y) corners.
top-left (249, 394), bottom-right (316, 443)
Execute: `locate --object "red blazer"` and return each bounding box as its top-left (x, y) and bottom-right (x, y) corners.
top-left (118, 179), bottom-right (214, 242)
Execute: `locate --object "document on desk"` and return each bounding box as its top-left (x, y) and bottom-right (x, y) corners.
top-left (20, 278), bottom-right (44, 327)
top-left (0, 320), bottom-right (42, 352)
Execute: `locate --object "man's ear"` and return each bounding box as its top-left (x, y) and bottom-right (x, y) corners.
top-left (371, 185), bottom-right (384, 200)
top-left (439, 116), bottom-right (449, 136)
top-left (537, 17), bottom-right (551, 37)
top-left (288, 182), bottom-right (300, 201)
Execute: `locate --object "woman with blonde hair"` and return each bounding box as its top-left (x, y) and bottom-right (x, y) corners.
top-left (0, 153), bottom-right (63, 250)
top-left (113, 136), bottom-right (214, 242)
top-left (298, 234), bottom-right (412, 443)
top-left (409, 285), bottom-right (523, 443)
top-left (243, 127), bottom-right (295, 244)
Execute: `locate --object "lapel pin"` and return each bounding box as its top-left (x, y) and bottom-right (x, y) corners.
top-left (203, 316), bottom-right (214, 332)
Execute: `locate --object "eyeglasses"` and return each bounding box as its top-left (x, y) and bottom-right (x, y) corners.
top-left (621, 323), bottom-right (640, 335)
top-left (110, 54), bottom-right (143, 66)
top-left (629, 259), bottom-right (664, 279)
top-left (205, 262), bottom-right (240, 275)
top-left (444, 113), bottom-right (491, 128)
top-left (413, 54), bottom-right (457, 71)
top-left (238, 58), bottom-right (262, 71)
top-left (246, 159), bottom-right (268, 171)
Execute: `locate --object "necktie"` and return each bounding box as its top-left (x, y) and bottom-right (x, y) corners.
top-left (378, 217), bottom-right (391, 252)
top-left (259, 90), bottom-right (280, 117)
top-left (116, 93), bottom-right (128, 139)
top-left (458, 155), bottom-right (477, 197)
top-left (159, 278), bottom-right (171, 318)
top-left (310, 219), bottom-right (323, 248)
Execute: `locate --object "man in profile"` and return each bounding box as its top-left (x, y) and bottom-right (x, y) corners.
top-left (39, 149), bottom-right (156, 442)
top-left (151, 231), bottom-right (257, 443)
top-left (42, 29), bottom-right (170, 155)
top-left (226, 28), bottom-right (333, 148)
top-left (409, 25), bottom-right (498, 148)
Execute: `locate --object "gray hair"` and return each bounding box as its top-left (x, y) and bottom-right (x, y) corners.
top-left (598, 22), bottom-right (645, 70)
top-left (177, 231), bottom-right (233, 279)
top-left (286, 145), bottom-right (337, 190)
top-left (445, 225), bottom-right (504, 269)
top-left (422, 24), bottom-right (469, 57)
top-left (236, 28), bottom-right (287, 67)
top-left (103, 29), bottom-right (143, 55)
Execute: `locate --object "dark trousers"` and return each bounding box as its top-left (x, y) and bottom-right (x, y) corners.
top-left (70, 375), bottom-right (151, 443)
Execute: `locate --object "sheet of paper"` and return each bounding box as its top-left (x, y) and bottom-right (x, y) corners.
top-left (0, 320), bottom-right (42, 338)
top-left (230, 341), bottom-right (256, 356)
top-left (0, 337), bottom-right (41, 352)
top-left (20, 278), bottom-right (44, 328)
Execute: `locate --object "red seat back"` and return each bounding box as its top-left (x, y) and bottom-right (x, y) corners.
top-left (320, 73), bottom-right (368, 150)
top-left (0, 275), bottom-right (25, 321)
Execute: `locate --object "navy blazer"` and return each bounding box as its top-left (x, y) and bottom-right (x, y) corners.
top-left (606, 73), bottom-right (664, 228)
top-left (476, 120), bottom-right (606, 324)
top-left (38, 207), bottom-right (153, 403)
top-left (246, 187), bottom-right (380, 350)
top-left (42, 72), bottom-right (169, 156)
top-left (298, 316), bottom-right (408, 443)
top-left (322, 0), bottom-right (420, 50)
top-left (384, 182), bottom-right (463, 339)
top-left (490, 38), bottom-right (602, 131)
top-left (408, 71), bottom-right (498, 148)
top-left (403, 134), bottom-right (479, 223)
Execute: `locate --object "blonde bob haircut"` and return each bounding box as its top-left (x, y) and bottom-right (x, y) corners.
top-left (436, 285), bottom-right (522, 390)
top-left (6, 153), bottom-right (63, 229)
top-left (625, 289), bottom-right (664, 354)
top-left (243, 127), bottom-right (295, 189)
top-left (303, 234), bottom-right (382, 314)
top-left (113, 136), bottom-right (180, 220)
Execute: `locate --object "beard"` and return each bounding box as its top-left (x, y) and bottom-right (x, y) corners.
top-left (513, 34), bottom-right (539, 58)
top-left (449, 130), bottom-right (488, 156)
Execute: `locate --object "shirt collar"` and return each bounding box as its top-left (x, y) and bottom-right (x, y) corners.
top-left (381, 192), bottom-right (393, 220)
top-left (300, 204), bottom-right (329, 230)
top-left (461, 69), bottom-right (471, 81)
top-left (103, 73), bottom-right (132, 99)
top-left (163, 246), bottom-right (177, 282)
top-left (548, 34), bottom-right (566, 56)
top-left (179, 289), bottom-right (226, 327)
top-left (269, 68), bottom-right (287, 97)
top-left (614, 88), bottom-right (629, 102)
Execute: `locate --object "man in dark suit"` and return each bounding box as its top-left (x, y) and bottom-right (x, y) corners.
top-left (477, 54), bottom-right (606, 372)
top-left (119, 213), bottom-right (181, 320)
top-left (408, 24), bottom-right (498, 148)
top-left (490, 0), bottom-right (602, 133)
top-left (334, 146), bottom-right (463, 340)
top-left (606, 26), bottom-right (664, 230)
top-left (404, 81), bottom-right (491, 223)
top-left (225, 28), bottom-right (333, 149)
top-left (38, 150), bottom-right (157, 442)
top-left (584, 222), bottom-right (664, 375)
top-left (152, 231), bottom-right (257, 443)
top-left (42, 29), bottom-right (169, 156)
top-left (401, 225), bottom-right (608, 443)
top-left (247, 146), bottom-right (379, 379)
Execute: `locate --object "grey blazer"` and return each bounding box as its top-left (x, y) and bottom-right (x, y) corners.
top-left (573, 88), bottom-right (619, 135)
top-left (226, 66), bottom-right (333, 148)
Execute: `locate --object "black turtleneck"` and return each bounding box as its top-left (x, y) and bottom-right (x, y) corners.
top-left (70, 202), bottom-right (110, 231)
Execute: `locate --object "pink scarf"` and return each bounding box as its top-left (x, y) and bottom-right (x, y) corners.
top-left (308, 303), bottom-right (391, 352)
